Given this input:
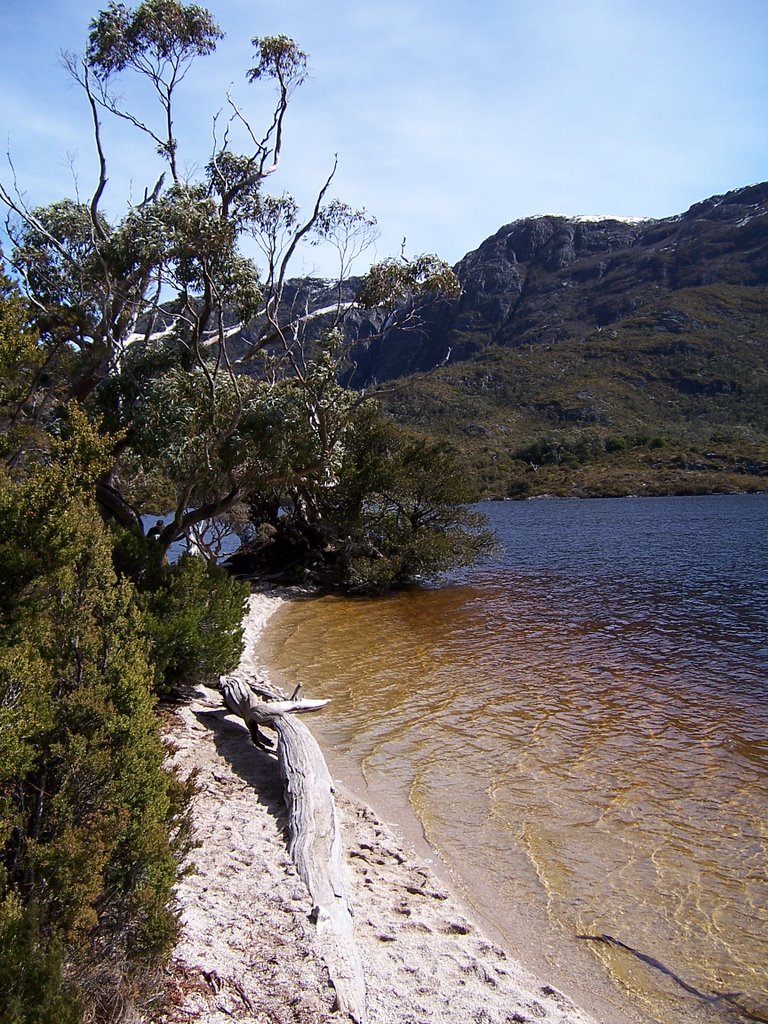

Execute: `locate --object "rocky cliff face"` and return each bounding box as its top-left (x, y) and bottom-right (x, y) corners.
top-left (349, 182), bottom-right (768, 385)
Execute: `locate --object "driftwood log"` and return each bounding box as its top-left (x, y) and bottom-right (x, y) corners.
top-left (218, 674), bottom-right (366, 1024)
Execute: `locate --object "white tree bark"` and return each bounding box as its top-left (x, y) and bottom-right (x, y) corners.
top-left (218, 675), bottom-right (366, 1023)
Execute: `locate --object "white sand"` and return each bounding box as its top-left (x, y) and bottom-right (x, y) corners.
top-left (158, 591), bottom-right (603, 1024)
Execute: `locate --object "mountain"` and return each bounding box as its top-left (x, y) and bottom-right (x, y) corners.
top-left (355, 182), bottom-right (768, 498)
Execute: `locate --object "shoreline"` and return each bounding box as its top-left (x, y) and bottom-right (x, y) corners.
top-left (280, 598), bottom-right (658, 1024)
top-left (161, 589), bottom-right (606, 1024)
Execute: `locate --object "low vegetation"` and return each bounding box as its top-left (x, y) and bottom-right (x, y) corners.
top-left (0, 411), bottom-right (205, 1021)
top-left (385, 283), bottom-right (768, 498)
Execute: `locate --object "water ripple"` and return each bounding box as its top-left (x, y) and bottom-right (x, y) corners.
top-left (263, 495), bottom-right (768, 1024)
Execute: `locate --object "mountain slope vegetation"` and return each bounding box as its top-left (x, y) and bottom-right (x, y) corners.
top-left (367, 184), bottom-right (768, 497)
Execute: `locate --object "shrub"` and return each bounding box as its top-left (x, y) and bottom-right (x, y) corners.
top-left (142, 553), bottom-right (249, 692)
top-left (0, 420), bottom-right (193, 1022)
top-left (507, 477), bottom-right (533, 498)
top-left (0, 895), bottom-right (81, 1024)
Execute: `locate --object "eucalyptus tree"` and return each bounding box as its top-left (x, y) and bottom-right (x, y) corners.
top-left (1, 0), bottom-right (461, 574)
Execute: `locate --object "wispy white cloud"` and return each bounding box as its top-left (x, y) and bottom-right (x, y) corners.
top-left (2, 0), bottom-right (767, 274)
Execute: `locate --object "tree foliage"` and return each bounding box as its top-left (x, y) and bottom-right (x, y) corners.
top-left (0, 412), bottom-right (195, 1021)
top-left (2, 0), bottom-right (462, 563)
top-left (88, 0), bottom-right (223, 75)
top-left (232, 397), bottom-right (495, 592)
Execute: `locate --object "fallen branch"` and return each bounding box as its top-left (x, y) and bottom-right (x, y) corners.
top-left (578, 934), bottom-right (768, 1024)
top-left (218, 674), bottom-right (366, 1024)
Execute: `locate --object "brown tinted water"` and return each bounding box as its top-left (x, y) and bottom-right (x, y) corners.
top-left (260, 495), bottom-right (768, 1024)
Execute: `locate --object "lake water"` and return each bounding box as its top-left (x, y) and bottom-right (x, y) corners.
top-left (260, 494), bottom-right (768, 1024)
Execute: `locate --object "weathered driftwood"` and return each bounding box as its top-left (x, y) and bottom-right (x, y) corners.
top-left (218, 674), bottom-right (366, 1024)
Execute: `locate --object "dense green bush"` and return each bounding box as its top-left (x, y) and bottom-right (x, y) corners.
top-left (0, 895), bottom-right (81, 1024)
top-left (109, 525), bottom-right (250, 693)
top-left (236, 411), bottom-right (495, 593)
top-left (142, 552), bottom-right (249, 692)
top-left (0, 418), bottom-right (195, 1022)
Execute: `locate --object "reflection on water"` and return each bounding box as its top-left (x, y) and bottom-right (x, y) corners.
top-left (260, 495), bottom-right (768, 1024)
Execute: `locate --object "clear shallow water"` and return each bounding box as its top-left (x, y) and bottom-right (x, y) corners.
top-left (261, 494), bottom-right (768, 1024)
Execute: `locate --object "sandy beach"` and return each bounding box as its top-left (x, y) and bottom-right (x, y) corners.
top-left (158, 590), bottom-right (604, 1024)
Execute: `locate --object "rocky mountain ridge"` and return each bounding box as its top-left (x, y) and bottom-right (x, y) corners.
top-left (358, 182), bottom-right (768, 497)
top-left (350, 181), bottom-right (768, 386)
top-left (221, 182), bottom-right (767, 497)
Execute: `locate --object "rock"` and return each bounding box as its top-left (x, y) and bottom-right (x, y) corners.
top-left (348, 181), bottom-right (768, 385)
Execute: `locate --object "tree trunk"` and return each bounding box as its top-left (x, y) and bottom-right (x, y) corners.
top-left (218, 675), bottom-right (367, 1024)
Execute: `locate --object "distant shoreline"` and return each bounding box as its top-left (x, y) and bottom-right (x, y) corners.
top-left (488, 482), bottom-right (767, 501)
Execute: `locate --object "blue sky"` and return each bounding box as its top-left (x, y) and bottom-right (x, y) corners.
top-left (2, 0), bottom-right (767, 278)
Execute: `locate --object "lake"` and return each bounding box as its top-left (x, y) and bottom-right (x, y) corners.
top-left (260, 494), bottom-right (768, 1024)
